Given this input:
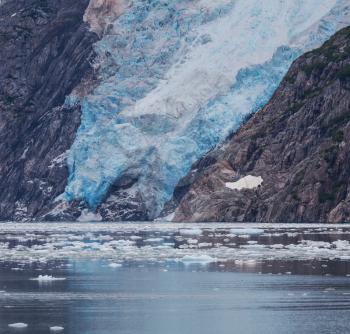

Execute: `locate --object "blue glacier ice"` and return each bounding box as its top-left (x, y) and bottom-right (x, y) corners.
top-left (63, 0), bottom-right (350, 218)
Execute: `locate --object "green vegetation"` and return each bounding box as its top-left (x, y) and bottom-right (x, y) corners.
top-left (302, 62), bottom-right (327, 76)
top-left (0, 32), bottom-right (12, 43)
top-left (6, 73), bottom-right (16, 80)
top-left (4, 95), bottom-right (16, 105)
top-left (310, 25), bottom-right (350, 62)
top-left (15, 26), bottom-right (33, 39)
top-left (342, 26), bottom-right (350, 37)
top-left (302, 87), bottom-right (322, 99)
top-left (291, 191), bottom-right (300, 201)
top-left (293, 170), bottom-right (305, 186)
top-left (32, 0), bottom-right (49, 9)
top-left (285, 74), bottom-right (296, 84)
top-left (321, 111), bottom-right (350, 136)
top-left (319, 191), bottom-right (336, 203)
top-left (289, 102), bottom-right (304, 114)
top-left (338, 65), bottom-right (350, 82)
top-left (332, 130), bottom-right (344, 143)
top-left (323, 145), bottom-right (338, 167)
top-left (318, 182), bottom-right (343, 204)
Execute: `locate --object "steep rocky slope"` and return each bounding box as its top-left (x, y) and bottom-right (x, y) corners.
top-left (0, 0), bottom-right (97, 220)
top-left (172, 26), bottom-right (350, 223)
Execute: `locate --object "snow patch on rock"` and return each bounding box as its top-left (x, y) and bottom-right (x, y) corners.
top-left (226, 175), bottom-right (263, 191)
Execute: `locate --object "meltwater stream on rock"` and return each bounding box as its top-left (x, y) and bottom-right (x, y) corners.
top-left (1, 223), bottom-right (350, 334)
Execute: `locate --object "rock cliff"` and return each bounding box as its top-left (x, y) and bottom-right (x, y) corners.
top-left (0, 0), bottom-right (97, 220)
top-left (172, 26), bottom-right (350, 223)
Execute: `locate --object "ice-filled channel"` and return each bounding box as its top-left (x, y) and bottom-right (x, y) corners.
top-left (1, 223), bottom-right (350, 334)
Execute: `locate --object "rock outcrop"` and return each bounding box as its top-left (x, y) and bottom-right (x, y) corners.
top-left (172, 26), bottom-right (350, 223)
top-left (0, 0), bottom-right (97, 220)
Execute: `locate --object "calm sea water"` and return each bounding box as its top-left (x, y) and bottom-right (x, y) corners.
top-left (1, 223), bottom-right (350, 334)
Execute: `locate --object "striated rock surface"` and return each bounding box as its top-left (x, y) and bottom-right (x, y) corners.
top-left (0, 0), bottom-right (97, 220)
top-left (172, 26), bottom-right (350, 223)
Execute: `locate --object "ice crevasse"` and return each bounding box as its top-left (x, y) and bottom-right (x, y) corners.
top-left (62, 0), bottom-right (350, 219)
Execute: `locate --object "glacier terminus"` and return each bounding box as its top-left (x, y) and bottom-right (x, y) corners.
top-left (61, 0), bottom-right (350, 219)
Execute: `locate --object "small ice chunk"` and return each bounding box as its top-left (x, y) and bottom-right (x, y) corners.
top-left (144, 238), bottom-right (163, 243)
top-left (77, 209), bottom-right (102, 222)
top-left (226, 175), bottom-right (263, 190)
top-left (230, 228), bottom-right (264, 235)
top-left (8, 323), bottom-right (28, 328)
top-left (181, 254), bottom-right (216, 264)
top-left (30, 275), bottom-right (66, 281)
top-left (50, 326), bottom-right (64, 332)
top-left (108, 263), bottom-right (122, 268)
top-left (198, 242), bottom-right (212, 248)
top-left (129, 235), bottom-right (142, 240)
top-left (179, 228), bottom-right (202, 236)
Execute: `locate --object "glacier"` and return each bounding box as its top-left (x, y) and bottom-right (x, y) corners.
top-left (63, 0), bottom-right (350, 218)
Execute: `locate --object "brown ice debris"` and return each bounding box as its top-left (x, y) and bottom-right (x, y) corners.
top-left (84, 0), bottom-right (131, 36)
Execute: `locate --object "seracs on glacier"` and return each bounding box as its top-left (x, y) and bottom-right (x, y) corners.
top-left (62, 0), bottom-right (350, 219)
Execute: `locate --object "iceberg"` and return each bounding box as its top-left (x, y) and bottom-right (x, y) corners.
top-left (8, 323), bottom-right (28, 328)
top-left (30, 275), bottom-right (66, 281)
top-left (50, 326), bottom-right (64, 332)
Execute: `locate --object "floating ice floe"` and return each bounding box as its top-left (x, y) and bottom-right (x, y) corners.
top-left (50, 326), bottom-right (64, 332)
top-left (181, 254), bottom-right (217, 264)
top-left (144, 238), bottom-right (164, 243)
top-left (230, 228), bottom-right (264, 235)
top-left (8, 323), bottom-right (28, 328)
top-left (30, 275), bottom-right (66, 281)
top-left (108, 263), bottom-right (122, 268)
top-left (179, 228), bottom-right (203, 236)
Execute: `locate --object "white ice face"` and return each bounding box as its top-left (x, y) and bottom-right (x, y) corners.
top-left (62, 0), bottom-right (350, 217)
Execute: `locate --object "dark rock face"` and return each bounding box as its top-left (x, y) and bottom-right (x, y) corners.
top-left (0, 0), bottom-right (97, 220)
top-left (172, 27), bottom-right (350, 223)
